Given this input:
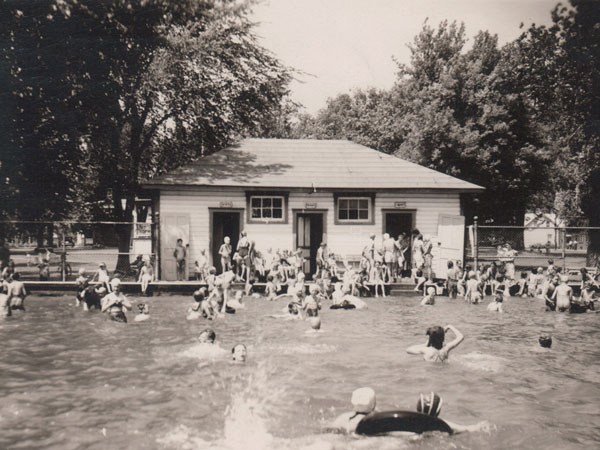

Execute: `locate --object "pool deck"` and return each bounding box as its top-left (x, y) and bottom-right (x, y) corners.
top-left (23, 280), bottom-right (422, 296)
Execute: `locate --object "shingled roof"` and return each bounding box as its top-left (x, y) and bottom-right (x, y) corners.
top-left (143, 139), bottom-right (484, 191)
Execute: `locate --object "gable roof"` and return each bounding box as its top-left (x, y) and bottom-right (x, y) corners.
top-left (143, 138), bottom-right (484, 191)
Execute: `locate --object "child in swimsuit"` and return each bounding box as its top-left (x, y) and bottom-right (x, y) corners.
top-left (464, 271), bottom-right (482, 304)
top-left (487, 290), bottom-right (504, 312)
top-left (134, 303), bottom-right (150, 322)
top-left (199, 328), bottom-right (216, 344)
top-left (551, 275), bottom-right (573, 312)
top-left (303, 285), bottom-right (321, 318)
top-left (218, 237), bottom-right (232, 273)
top-left (75, 268), bottom-right (89, 306)
top-left (421, 286), bottom-right (435, 306)
top-left (406, 324), bottom-right (464, 362)
top-left (7, 273), bottom-right (27, 311)
top-left (101, 279), bottom-right (132, 322)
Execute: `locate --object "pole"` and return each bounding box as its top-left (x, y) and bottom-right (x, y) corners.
top-left (61, 226), bottom-right (66, 281)
top-left (561, 227), bottom-right (566, 272)
top-left (473, 216), bottom-right (479, 270)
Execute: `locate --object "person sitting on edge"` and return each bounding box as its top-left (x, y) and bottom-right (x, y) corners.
top-left (516, 272), bottom-right (529, 297)
top-left (413, 269), bottom-right (426, 293)
top-left (421, 286), bottom-right (436, 306)
top-left (92, 262), bottom-right (111, 292)
top-left (487, 289), bottom-right (504, 313)
top-left (406, 324), bottom-right (464, 362)
top-left (134, 303), bottom-right (150, 322)
top-left (551, 275), bottom-right (573, 312)
top-left (75, 268), bottom-right (89, 307)
top-left (232, 344), bottom-right (247, 363)
top-left (329, 387), bottom-right (377, 434)
top-left (101, 278), bottom-right (132, 323)
top-left (199, 328), bottom-right (216, 344)
top-left (7, 273), bottom-right (27, 311)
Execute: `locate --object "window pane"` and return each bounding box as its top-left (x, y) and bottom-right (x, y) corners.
top-left (262, 198), bottom-right (272, 207)
top-left (251, 198), bottom-right (260, 207)
top-left (359, 209), bottom-right (368, 220)
top-left (273, 208), bottom-right (282, 219)
top-left (359, 199), bottom-right (369, 209)
top-left (251, 208), bottom-right (261, 218)
top-left (349, 209), bottom-right (358, 220)
top-left (339, 199), bottom-right (348, 209)
top-left (263, 208), bottom-right (272, 218)
top-left (273, 197), bottom-right (282, 208)
top-left (339, 209), bottom-right (348, 220)
top-left (349, 199), bottom-right (358, 209)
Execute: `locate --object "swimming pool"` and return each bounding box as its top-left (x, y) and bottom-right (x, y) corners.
top-left (1, 293), bottom-right (599, 450)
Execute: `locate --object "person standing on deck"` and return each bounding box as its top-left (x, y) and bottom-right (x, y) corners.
top-left (173, 238), bottom-right (187, 281)
top-left (237, 231), bottom-right (251, 282)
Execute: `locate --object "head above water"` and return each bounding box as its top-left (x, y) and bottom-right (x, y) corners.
top-left (351, 387), bottom-right (376, 414)
top-left (137, 303), bottom-right (148, 313)
top-left (232, 344), bottom-right (247, 362)
top-left (110, 278), bottom-right (121, 290)
top-left (539, 335), bottom-right (552, 348)
top-left (417, 392), bottom-right (442, 417)
top-left (199, 329), bottom-right (216, 344)
top-left (427, 287), bottom-right (435, 296)
top-left (426, 326), bottom-right (445, 350)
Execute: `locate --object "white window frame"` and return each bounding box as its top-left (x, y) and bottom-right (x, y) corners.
top-left (249, 195), bottom-right (285, 222)
top-left (337, 196), bottom-right (371, 223)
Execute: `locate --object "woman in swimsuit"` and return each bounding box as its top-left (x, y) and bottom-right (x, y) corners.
top-left (406, 324), bottom-right (464, 362)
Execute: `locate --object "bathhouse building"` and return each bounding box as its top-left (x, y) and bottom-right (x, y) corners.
top-left (143, 139), bottom-right (483, 280)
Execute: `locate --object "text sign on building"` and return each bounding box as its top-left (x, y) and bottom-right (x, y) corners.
top-left (394, 202), bottom-right (407, 208)
top-left (305, 202), bottom-right (317, 209)
top-left (220, 201), bottom-right (233, 208)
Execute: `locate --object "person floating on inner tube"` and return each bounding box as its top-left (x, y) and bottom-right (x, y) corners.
top-left (329, 387), bottom-right (377, 433)
top-left (414, 392), bottom-right (489, 434)
top-left (406, 324), bottom-right (464, 362)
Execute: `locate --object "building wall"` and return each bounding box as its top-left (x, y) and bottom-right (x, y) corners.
top-left (159, 189), bottom-right (461, 271)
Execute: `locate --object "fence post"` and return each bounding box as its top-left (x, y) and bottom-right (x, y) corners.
top-left (61, 225), bottom-right (66, 281)
top-left (473, 216), bottom-right (479, 270)
top-left (561, 227), bottom-right (566, 271)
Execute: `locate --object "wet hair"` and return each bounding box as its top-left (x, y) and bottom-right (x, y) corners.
top-left (288, 302), bottom-right (299, 314)
top-left (11, 272), bottom-right (20, 281)
top-left (232, 343), bottom-right (247, 354)
top-left (548, 259), bottom-right (554, 265)
top-left (267, 274), bottom-right (274, 282)
top-left (521, 272), bottom-right (528, 279)
top-left (494, 293), bottom-right (504, 303)
top-left (447, 261), bottom-right (454, 268)
top-left (539, 335), bottom-right (552, 348)
top-left (193, 290), bottom-right (205, 302)
top-left (426, 326), bottom-right (445, 350)
top-left (177, 238), bottom-right (183, 244)
top-left (416, 269), bottom-right (423, 278)
top-left (200, 329), bottom-right (216, 343)
top-left (417, 392), bottom-right (442, 417)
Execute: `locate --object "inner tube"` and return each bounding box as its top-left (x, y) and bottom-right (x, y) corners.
top-left (225, 305), bottom-right (236, 314)
top-left (330, 303), bottom-right (356, 310)
top-left (355, 411), bottom-right (452, 436)
top-left (569, 302), bottom-right (588, 314)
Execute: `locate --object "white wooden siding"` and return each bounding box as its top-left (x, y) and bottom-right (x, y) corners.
top-left (159, 189), bottom-right (461, 269)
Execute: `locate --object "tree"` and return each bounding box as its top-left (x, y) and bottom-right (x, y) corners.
top-left (515, 0), bottom-right (600, 264)
top-left (1, 0), bottom-right (292, 270)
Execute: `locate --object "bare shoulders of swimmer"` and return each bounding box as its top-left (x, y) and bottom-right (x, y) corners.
top-left (330, 387), bottom-right (376, 433)
top-left (407, 325), bottom-right (464, 362)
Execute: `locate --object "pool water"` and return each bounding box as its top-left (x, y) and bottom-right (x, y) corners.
top-left (1, 293), bottom-right (599, 450)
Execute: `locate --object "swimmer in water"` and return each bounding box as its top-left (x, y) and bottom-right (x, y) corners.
top-left (406, 324), bottom-right (464, 362)
top-left (1, 293), bottom-right (11, 317)
top-left (303, 285), bottom-right (321, 318)
top-left (6, 272), bottom-right (27, 311)
top-left (421, 286), bottom-right (436, 306)
top-left (551, 275), bottom-right (573, 312)
top-left (134, 303), bottom-right (150, 322)
top-left (416, 392), bottom-right (490, 434)
top-left (329, 387), bottom-right (377, 434)
top-left (75, 268), bottom-right (89, 306)
top-left (101, 278), bottom-right (132, 323)
top-left (187, 288), bottom-right (207, 320)
top-left (199, 328), bottom-right (216, 344)
top-left (232, 343), bottom-right (247, 362)
top-left (487, 289), bottom-right (504, 313)
top-left (539, 335), bottom-right (552, 348)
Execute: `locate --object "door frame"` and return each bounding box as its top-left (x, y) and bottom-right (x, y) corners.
top-left (292, 209), bottom-right (328, 249)
top-left (381, 209), bottom-right (416, 235)
top-left (209, 208), bottom-right (245, 267)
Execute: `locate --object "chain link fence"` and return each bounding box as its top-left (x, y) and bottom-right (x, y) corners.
top-left (0, 221), bottom-right (156, 281)
top-left (466, 219), bottom-right (597, 281)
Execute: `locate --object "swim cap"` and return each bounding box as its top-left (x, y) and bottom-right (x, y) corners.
top-left (310, 316), bottom-right (321, 330)
top-left (417, 392), bottom-right (442, 417)
top-left (560, 274), bottom-right (569, 283)
top-left (352, 387), bottom-right (376, 414)
top-left (427, 287), bottom-right (435, 296)
top-left (537, 267), bottom-right (544, 274)
top-left (110, 278), bottom-right (121, 288)
top-left (468, 270), bottom-right (476, 279)
top-left (78, 268), bottom-right (85, 276)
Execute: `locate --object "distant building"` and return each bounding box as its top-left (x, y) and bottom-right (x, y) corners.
top-left (143, 139), bottom-right (483, 280)
top-left (523, 213), bottom-right (588, 251)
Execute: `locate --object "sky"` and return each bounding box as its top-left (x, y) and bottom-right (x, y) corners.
top-left (251, 0), bottom-right (556, 114)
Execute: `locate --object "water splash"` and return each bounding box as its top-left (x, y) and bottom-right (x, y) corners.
top-left (457, 352), bottom-right (507, 373)
top-left (178, 343), bottom-right (228, 360)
